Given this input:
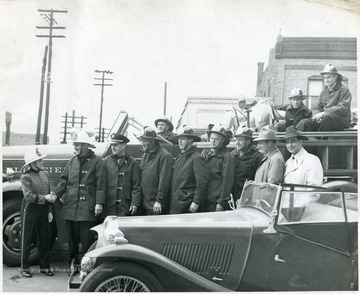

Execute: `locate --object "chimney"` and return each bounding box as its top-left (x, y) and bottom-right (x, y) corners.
top-left (256, 62), bottom-right (265, 91)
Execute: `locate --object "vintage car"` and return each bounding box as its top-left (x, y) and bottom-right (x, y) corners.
top-left (70, 180), bottom-right (358, 292)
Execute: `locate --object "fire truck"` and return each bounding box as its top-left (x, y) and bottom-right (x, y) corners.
top-left (2, 111), bottom-right (358, 267)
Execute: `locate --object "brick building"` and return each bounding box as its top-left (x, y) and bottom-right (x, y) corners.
top-left (256, 34), bottom-right (357, 109)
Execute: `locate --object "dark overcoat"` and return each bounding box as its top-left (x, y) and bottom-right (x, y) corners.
top-left (315, 80), bottom-right (352, 128)
top-left (170, 146), bottom-right (208, 214)
top-left (278, 104), bottom-right (312, 131)
top-left (140, 146), bottom-right (173, 211)
top-left (231, 147), bottom-right (263, 200)
top-left (98, 153), bottom-right (141, 217)
top-left (53, 149), bottom-right (103, 221)
top-left (201, 146), bottom-right (234, 210)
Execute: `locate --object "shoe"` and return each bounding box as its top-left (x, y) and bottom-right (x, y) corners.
top-left (21, 269), bottom-right (32, 278)
top-left (40, 268), bottom-right (54, 276)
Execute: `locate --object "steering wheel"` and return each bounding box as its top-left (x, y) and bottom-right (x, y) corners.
top-left (258, 199), bottom-right (271, 209)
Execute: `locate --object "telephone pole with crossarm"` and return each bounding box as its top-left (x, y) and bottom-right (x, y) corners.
top-left (36, 8), bottom-right (67, 144)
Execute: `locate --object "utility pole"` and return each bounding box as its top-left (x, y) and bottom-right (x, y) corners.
top-left (163, 81), bottom-right (167, 116)
top-left (36, 8), bottom-right (67, 144)
top-left (93, 70), bottom-right (113, 141)
top-left (35, 45), bottom-right (48, 144)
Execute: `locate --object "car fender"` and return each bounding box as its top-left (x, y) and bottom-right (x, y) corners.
top-left (86, 243), bottom-right (232, 292)
top-left (3, 180), bottom-right (22, 194)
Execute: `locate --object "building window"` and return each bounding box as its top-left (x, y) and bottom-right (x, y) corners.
top-left (307, 75), bottom-right (323, 109)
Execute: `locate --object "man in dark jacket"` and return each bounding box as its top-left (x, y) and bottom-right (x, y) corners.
top-left (20, 148), bottom-right (56, 278)
top-left (297, 64), bottom-right (352, 131)
top-left (155, 116), bottom-right (178, 145)
top-left (277, 87), bottom-right (312, 132)
top-left (98, 133), bottom-right (141, 217)
top-left (139, 127), bottom-right (173, 215)
top-left (231, 127), bottom-right (263, 201)
top-left (53, 130), bottom-right (103, 270)
top-left (201, 124), bottom-right (234, 212)
top-left (170, 127), bottom-right (208, 214)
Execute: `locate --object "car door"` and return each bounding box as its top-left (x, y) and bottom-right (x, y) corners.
top-left (267, 190), bottom-right (358, 291)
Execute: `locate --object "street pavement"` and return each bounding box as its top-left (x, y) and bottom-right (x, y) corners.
top-left (3, 250), bottom-right (75, 292)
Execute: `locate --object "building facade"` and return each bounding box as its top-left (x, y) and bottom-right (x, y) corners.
top-left (256, 35), bottom-right (357, 109)
top-left (176, 97), bottom-right (238, 134)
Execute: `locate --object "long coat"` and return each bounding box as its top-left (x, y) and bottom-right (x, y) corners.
top-left (254, 146), bottom-right (284, 184)
top-left (53, 149), bottom-right (103, 221)
top-left (140, 146), bottom-right (173, 211)
top-left (98, 153), bottom-right (141, 217)
top-left (231, 146), bottom-right (263, 200)
top-left (201, 146), bottom-right (234, 210)
top-left (170, 146), bottom-right (208, 214)
top-left (284, 148), bottom-right (323, 186)
top-left (315, 80), bottom-right (352, 128)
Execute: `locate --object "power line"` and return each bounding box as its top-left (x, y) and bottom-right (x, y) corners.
top-left (35, 8), bottom-right (68, 144)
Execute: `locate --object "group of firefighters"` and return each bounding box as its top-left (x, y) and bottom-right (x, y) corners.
top-left (19, 63), bottom-right (352, 278)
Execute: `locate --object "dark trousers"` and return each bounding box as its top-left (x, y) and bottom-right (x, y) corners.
top-left (21, 202), bottom-right (50, 270)
top-left (65, 220), bottom-right (97, 266)
top-left (297, 113), bottom-right (348, 131)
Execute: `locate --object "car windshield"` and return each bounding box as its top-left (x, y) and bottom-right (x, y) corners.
top-left (237, 181), bottom-right (281, 214)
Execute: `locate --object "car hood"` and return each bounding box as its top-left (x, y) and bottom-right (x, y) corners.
top-left (95, 208), bottom-right (271, 291)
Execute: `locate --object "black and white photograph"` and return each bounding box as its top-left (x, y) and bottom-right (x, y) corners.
top-left (1, 0), bottom-right (359, 292)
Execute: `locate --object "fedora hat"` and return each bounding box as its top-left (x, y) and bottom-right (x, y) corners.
top-left (288, 87), bottom-right (306, 100)
top-left (72, 129), bottom-right (96, 148)
top-left (22, 147), bottom-right (47, 169)
top-left (209, 124), bottom-right (230, 145)
top-left (279, 126), bottom-right (308, 142)
top-left (234, 126), bottom-right (253, 139)
top-left (138, 126), bottom-right (163, 141)
top-left (320, 64), bottom-right (343, 80)
top-left (154, 117), bottom-right (174, 132)
top-left (175, 126), bottom-right (201, 142)
top-left (109, 133), bottom-right (129, 144)
top-left (253, 128), bottom-right (277, 142)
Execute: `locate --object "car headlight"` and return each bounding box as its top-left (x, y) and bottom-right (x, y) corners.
top-left (81, 256), bottom-right (94, 272)
top-left (103, 217), bottom-right (128, 245)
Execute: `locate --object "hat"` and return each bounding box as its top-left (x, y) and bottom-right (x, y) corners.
top-left (288, 87), bottom-right (306, 100)
top-left (154, 117), bottom-right (174, 132)
top-left (72, 129), bottom-right (96, 148)
top-left (234, 126), bottom-right (253, 139)
top-left (109, 133), bottom-right (129, 144)
top-left (320, 64), bottom-right (343, 80)
top-left (175, 126), bottom-right (201, 142)
top-left (22, 147), bottom-right (47, 169)
top-left (208, 124), bottom-right (230, 145)
top-left (279, 126), bottom-right (308, 142)
top-left (253, 128), bottom-right (277, 142)
top-left (138, 126), bottom-right (163, 141)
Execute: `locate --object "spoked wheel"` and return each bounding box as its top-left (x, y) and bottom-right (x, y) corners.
top-left (80, 262), bottom-right (163, 292)
top-left (95, 275), bottom-right (151, 292)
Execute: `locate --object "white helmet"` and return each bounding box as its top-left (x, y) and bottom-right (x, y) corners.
top-left (72, 129), bottom-right (96, 149)
top-left (22, 147), bottom-right (47, 169)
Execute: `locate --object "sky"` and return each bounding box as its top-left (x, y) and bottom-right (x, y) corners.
top-left (1, 0), bottom-right (359, 144)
